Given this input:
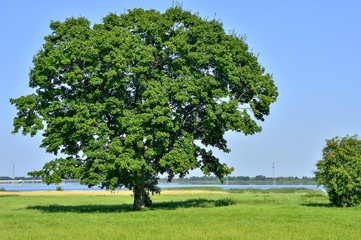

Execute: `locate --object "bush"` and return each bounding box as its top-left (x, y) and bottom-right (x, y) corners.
top-left (56, 186), bottom-right (63, 191)
top-left (315, 135), bottom-right (361, 207)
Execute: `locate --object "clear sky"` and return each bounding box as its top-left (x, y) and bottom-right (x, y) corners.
top-left (1, 0), bottom-right (360, 178)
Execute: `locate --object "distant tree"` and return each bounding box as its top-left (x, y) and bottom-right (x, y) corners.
top-left (10, 6), bottom-right (277, 210)
top-left (255, 175), bottom-right (267, 181)
top-left (0, 177), bottom-right (12, 180)
top-left (239, 176), bottom-right (250, 181)
top-left (315, 135), bottom-right (361, 207)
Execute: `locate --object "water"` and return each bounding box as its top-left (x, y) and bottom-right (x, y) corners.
top-left (0, 183), bottom-right (324, 192)
top-left (0, 183), bottom-right (102, 192)
top-left (161, 183), bottom-right (324, 191)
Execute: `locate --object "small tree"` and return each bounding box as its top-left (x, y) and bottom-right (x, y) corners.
top-left (10, 6), bottom-right (278, 210)
top-left (315, 135), bottom-right (361, 207)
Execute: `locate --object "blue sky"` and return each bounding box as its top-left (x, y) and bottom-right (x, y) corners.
top-left (1, 0), bottom-right (360, 177)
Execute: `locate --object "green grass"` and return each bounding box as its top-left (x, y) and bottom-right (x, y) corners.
top-left (1, 189), bottom-right (361, 239)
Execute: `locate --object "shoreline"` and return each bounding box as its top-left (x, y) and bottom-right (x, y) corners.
top-left (0, 189), bottom-right (227, 196)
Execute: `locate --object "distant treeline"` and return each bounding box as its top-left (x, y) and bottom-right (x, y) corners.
top-left (159, 175), bottom-right (317, 185)
top-left (0, 176), bottom-right (42, 180)
top-left (1, 175), bottom-right (317, 185)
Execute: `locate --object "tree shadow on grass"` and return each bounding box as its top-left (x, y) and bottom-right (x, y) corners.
top-left (27, 198), bottom-right (238, 213)
top-left (0, 195), bottom-right (19, 198)
top-left (27, 203), bottom-right (133, 213)
top-left (301, 203), bottom-right (333, 208)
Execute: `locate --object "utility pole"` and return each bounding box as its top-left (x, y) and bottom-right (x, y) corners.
top-left (12, 162), bottom-right (15, 180)
top-left (272, 161), bottom-right (276, 185)
top-left (12, 162), bottom-right (15, 185)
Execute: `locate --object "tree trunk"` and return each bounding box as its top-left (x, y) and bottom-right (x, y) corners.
top-left (133, 172), bottom-right (146, 210)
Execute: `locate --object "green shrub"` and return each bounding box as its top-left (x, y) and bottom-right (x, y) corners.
top-left (315, 135), bottom-right (361, 207)
top-left (56, 186), bottom-right (63, 191)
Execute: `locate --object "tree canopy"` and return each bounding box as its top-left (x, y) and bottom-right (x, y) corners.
top-left (10, 7), bottom-right (278, 209)
top-left (315, 135), bottom-right (361, 207)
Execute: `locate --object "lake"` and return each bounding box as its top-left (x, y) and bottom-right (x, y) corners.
top-left (0, 183), bottom-right (324, 192)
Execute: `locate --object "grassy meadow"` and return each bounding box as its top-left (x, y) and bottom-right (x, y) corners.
top-left (1, 188), bottom-right (361, 239)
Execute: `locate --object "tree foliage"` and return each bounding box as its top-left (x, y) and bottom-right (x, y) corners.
top-left (315, 135), bottom-right (361, 207)
top-left (10, 7), bottom-right (278, 209)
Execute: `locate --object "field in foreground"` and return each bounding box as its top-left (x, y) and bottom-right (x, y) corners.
top-left (1, 188), bottom-right (361, 240)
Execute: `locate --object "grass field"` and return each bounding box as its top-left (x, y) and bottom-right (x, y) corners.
top-left (1, 188), bottom-right (361, 239)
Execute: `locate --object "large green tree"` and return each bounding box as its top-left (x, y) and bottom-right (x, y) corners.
top-left (10, 7), bottom-right (278, 209)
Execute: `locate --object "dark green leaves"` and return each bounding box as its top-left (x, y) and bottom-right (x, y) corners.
top-left (10, 94), bottom-right (43, 137)
top-left (315, 135), bottom-right (361, 207)
top-left (11, 7), bottom-right (277, 196)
